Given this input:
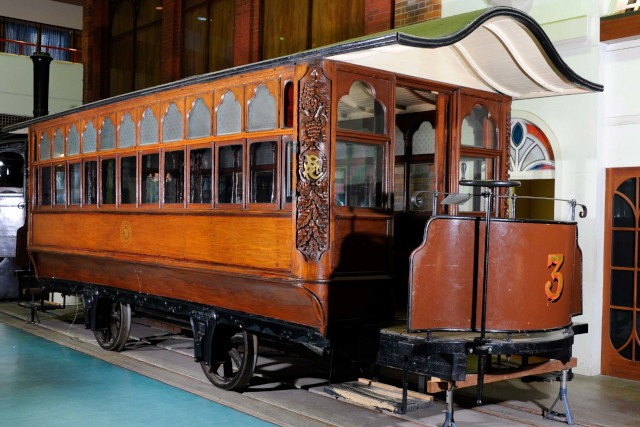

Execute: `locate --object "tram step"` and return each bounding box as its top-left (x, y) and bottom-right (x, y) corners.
top-left (324, 378), bottom-right (433, 413)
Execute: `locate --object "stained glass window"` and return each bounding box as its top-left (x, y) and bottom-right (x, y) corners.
top-left (509, 119), bottom-right (555, 174)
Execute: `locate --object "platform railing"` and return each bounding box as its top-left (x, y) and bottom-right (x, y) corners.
top-left (0, 38), bottom-right (81, 63)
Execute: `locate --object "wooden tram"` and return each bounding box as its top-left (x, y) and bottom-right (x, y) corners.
top-left (7, 7), bottom-right (601, 423)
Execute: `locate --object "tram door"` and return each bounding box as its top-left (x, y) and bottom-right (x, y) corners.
top-left (0, 150), bottom-right (25, 299)
top-left (393, 87), bottom-right (446, 309)
top-left (602, 167), bottom-right (640, 381)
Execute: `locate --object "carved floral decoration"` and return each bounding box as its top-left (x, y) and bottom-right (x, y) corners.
top-left (296, 66), bottom-right (331, 261)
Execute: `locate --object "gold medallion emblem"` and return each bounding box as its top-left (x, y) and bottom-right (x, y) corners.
top-left (303, 154), bottom-right (324, 181)
top-left (120, 221), bottom-right (132, 246)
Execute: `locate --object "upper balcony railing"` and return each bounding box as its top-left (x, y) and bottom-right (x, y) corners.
top-left (0, 38), bottom-right (82, 63)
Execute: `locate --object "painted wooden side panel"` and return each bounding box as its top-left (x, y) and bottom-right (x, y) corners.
top-left (31, 212), bottom-right (293, 272)
top-left (409, 217), bottom-right (582, 332)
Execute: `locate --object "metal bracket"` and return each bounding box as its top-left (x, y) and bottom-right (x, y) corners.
top-left (190, 310), bottom-right (218, 365)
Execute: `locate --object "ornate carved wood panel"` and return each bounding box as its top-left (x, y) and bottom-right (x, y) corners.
top-left (296, 64), bottom-right (331, 261)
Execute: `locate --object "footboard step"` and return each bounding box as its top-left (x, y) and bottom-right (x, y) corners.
top-left (324, 378), bottom-right (433, 413)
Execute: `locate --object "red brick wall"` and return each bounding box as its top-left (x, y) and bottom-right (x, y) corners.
top-left (395, 0), bottom-right (441, 28)
top-left (365, 0), bottom-right (393, 34)
top-left (234, 0), bottom-right (261, 66)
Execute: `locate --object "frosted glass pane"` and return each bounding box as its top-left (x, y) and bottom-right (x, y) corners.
top-left (140, 107), bottom-right (158, 145)
top-left (53, 128), bottom-right (64, 158)
top-left (83, 121), bottom-right (97, 153)
top-left (162, 103), bottom-right (183, 143)
top-left (40, 132), bottom-right (50, 160)
top-left (412, 121), bottom-right (435, 155)
top-left (67, 125), bottom-right (80, 155)
top-left (100, 117), bottom-right (116, 150)
top-left (188, 98), bottom-right (211, 139)
top-left (395, 126), bottom-right (405, 156)
top-left (119, 113), bottom-right (136, 148)
top-left (217, 91), bottom-right (241, 135)
top-left (338, 81), bottom-right (384, 134)
top-left (247, 85), bottom-right (276, 131)
top-left (461, 105), bottom-right (496, 149)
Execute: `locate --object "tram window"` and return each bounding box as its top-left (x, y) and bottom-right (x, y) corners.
top-left (0, 152), bottom-right (24, 191)
top-left (283, 82), bottom-right (294, 128)
top-left (393, 165), bottom-right (405, 211)
top-left (141, 153), bottom-right (160, 204)
top-left (189, 147), bottom-right (212, 204)
top-left (217, 144), bottom-right (243, 204)
top-left (409, 163), bottom-right (435, 211)
top-left (284, 140), bottom-right (295, 204)
top-left (53, 129), bottom-right (64, 158)
top-left (459, 156), bottom-right (493, 212)
top-left (164, 150), bottom-right (184, 204)
top-left (216, 91), bottom-right (241, 135)
top-left (84, 161), bottom-right (97, 205)
top-left (40, 132), bottom-right (50, 160)
top-left (187, 98), bottom-right (211, 139)
top-left (249, 141), bottom-right (277, 204)
top-left (334, 141), bottom-right (383, 208)
top-left (54, 164), bottom-right (66, 206)
top-left (68, 125), bottom-right (80, 155)
top-left (83, 121), bottom-right (97, 153)
top-left (461, 105), bottom-right (497, 149)
top-left (101, 158), bottom-right (116, 205)
top-left (100, 118), bottom-right (116, 150)
top-left (120, 156), bottom-right (137, 205)
top-left (247, 85), bottom-right (277, 132)
top-left (162, 103), bottom-right (183, 143)
top-left (140, 108), bottom-right (158, 145)
top-left (41, 166), bottom-right (51, 206)
top-left (69, 162), bottom-right (81, 205)
top-left (118, 113), bottom-right (136, 148)
top-left (338, 81), bottom-right (384, 134)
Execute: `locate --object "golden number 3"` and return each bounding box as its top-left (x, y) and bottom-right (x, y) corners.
top-left (545, 254), bottom-right (564, 301)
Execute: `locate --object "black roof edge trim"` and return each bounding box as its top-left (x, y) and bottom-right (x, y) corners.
top-left (4, 7), bottom-right (602, 133)
top-left (396, 7), bottom-right (603, 94)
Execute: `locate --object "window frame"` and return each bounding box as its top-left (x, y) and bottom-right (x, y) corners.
top-left (52, 161), bottom-right (67, 208)
top-left (118, 153), bottom-right (138, 208)
top-left (139, 149), bottom-right (161, 209)
top-left (98, 155), bottom-right (118, 208)
top-left (82, 157), bottom-right (99, 207)
top-left (162, 147), bottom-right (187, 208)
top-left (215, 139), bottom-right (245, 209)
top-left (247, 136), bottom-right (280, 210)
top-left (187, 143), bottom-right (215, 209)
top-left (68, 160), bottom-right (83, 207)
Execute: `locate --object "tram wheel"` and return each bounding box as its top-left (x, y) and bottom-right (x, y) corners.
top-left (200, 330), bottom-right (258, 391)
top-left (94, 301), bottom-right (131, 352)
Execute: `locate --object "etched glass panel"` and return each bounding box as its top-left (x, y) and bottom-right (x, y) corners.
top-left (120, 156), bottom-right (137, 204)
top-left (83, 121), bottom-right (97, 153)
top-left (84, 161), bottom-right (97, 205)
top-left (412, 121), bottom-right (435, 155)
top-left (217, 145), bottom-right (243, 204)
top-left (409, 163), bottom-right (435, 211)
top-left (140, 107), bottom-right (158, 145)
top-left (338, 81), bottom-right (385, 134)
top-left (69, 163), bottom-right (81, 205)
top-left (334, 141), bottom-right (383, 208)
top-left (100, 117), bottom-right (116, 150)
top-left (41, 166), bottom-right (51, 206)
top-left (188, 98), bottom-right (211, 139)
top-left (54, 164), bottom-right (66, 205)
top-left (101, 158), bottom-right (116, 205)
top-left (119, 113), bottom-right (136, 148)
top-left (247, 85), bottom-right (276, 132)
top-left (141, 153), bottom-right (160, 204)
top-left (67, 125), bottom-right (80, 155)
top-left (461, 105), bottom-right (497, 149)
top-left (395, 126), bottom-right (405, 156)
top-left (164, 150), bottom-right (184, 204)
top-left (459, 156), bottom-right (488, 212)
top-left (40, 132), bottom-right (50, 160)
top-left (162, 103), bottom-right (183, 143)
top-left (189, 148), bottom-right (212, 204)
top-left (216, 91), bottom-right (241, 135)
top-left (53, 128), bottom-right (64, 158)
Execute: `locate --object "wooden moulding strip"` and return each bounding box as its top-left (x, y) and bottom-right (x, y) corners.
top-left (426, 358), bottom-right (578, 392)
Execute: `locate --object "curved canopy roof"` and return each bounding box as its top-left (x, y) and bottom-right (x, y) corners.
top-left (326, 7), bottom-right (602, 99)
top-left (3, 7), bottom-right (601, 133)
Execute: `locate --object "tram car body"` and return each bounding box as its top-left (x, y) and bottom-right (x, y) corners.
top-left (12, 7), bottom-right (600, 395)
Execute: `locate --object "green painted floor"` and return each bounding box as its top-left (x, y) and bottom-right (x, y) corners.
top-left (0, 322), bottom-right (273, 427)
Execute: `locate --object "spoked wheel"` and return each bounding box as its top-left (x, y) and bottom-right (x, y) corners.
top-left (200, 330), bottom-right (258, 391)
top-left (93, 301), bottom-right (131, 352)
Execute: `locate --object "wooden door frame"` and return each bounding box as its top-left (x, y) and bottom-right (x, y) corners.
top-left (602, 166), bottom-right (640, 380)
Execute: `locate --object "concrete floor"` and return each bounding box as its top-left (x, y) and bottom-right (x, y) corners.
top-left (1, 301), bottom-right (639, 427)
